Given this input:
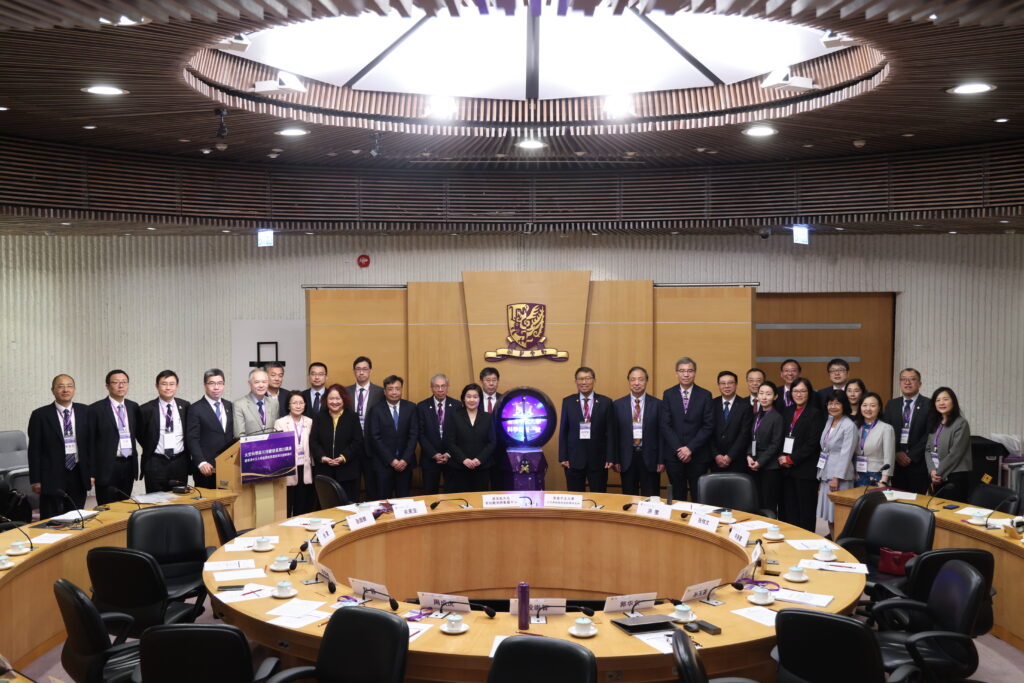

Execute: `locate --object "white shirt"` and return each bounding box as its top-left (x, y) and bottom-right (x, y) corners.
top-left (205, 395), bottom-right (227, 431)
top-left (482, 393), bottom-right (498, 413)
top-left (157, 399), bottom-right (185, 454)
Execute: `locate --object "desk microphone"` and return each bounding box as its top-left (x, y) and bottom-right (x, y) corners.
top-left (535, 603), bottom-right (596, 619)
top-left (108, 486), bottom-right (144, 510)
top-left (701, 582), bottom-right (744, 605)
top-left (581, 498), bottom-right (604, 510)
top-left (631, 596), bottom-right (683, 611)
top-left (868, 464), bottom-right (892, 488)
top-left (924, 481), bottom-right (954, 510)
top-left (0, 515), bottom-right (34, 551)
top-left (439, 600), bottom-right (497, 618)
top-left (362, 587), bottom-right (400, 611)
top-left (983, 496), bottom-right (1017, 529)
top-left (622, 502), bottom-right (636, 510)
top-left (519, 496), bottom-right (535, 507)
top-left (55, 490), bottom-right (87, 530)
top-left (429, 498), bottom-right (471, 509)
top-left (169, 480), bottom-right (204, 500)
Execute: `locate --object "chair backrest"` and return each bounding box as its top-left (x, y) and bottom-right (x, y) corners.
top-left (6, 468), bottom-right (37, 511)
top-left (836, 490), bottom-right (886, 542)
top-left (695, 473), bottom-right (760, 515)
top-left (211, 500), bottom-right (239, 545)
top-left (776, 609), bottom-right (887, 683)
top-left (314, 475), bottom-right (349, 509)
top-left (968, 483), bottom-right (1019, 515)
top-left (905, 548), bottom-right (995, 635)
top-left (671, 630), bottom-right (710, 683)
top-left (927, 559), bottom-right (987, 634)
top-left (863, 502), bottom-right (935, 559)
top-left (0, 430), bottom-right (27, 453)
top-left (317, 606), bottom-right (409, 683)
top-left (0, 448), bottom-right (28, 472)
top-left (487, 634), bottom-right (597, 683)
top-left (127, 505), bottom-right (207, 584)
top-left (53, 578), bottom-right (117, 683)
top-left (141, 624), bottom-right (254, 683)
top-left (87, 547), bottom-right (170, 637)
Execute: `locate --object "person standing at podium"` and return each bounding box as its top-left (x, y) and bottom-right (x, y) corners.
top-left (559, 366), bottom-right (616, 493)
top-left (186, 368), bottom-right (234, 490)
top-left (28, 374), bottom-right (94, 518)
top-left (264, 362), bottom-right (291, 421)
top-left (275, 392), bottom-right (315, 516)
top-left (234, 368), bottom-right (276, 437)
top-left (90, 369), bottom-right (140, 505)
top-left (311, 384), bottom-right (363, 504)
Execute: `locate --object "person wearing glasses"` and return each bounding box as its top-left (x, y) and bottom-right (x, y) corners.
top-left (298, 362), bottom-right (329, 418)
top-left (854, 392), bottom-right (895, 488)
top-left (883, 368), bottom-right (930, 494)
top-left (186, 368), bottom-right (233, 490)
top-left (817, 390), bottom-right (857, 538)
top-left (311, 384), bottom-right (363, 504)
top-left (816, 358), bottom-right (850, 407)
top-left (138, 370), bottom-right (191, 493)
top-left (925, 387), bottom-right (973, 501)
top-left (90, 369), bottom-right (141, 505)
top-left (780, 378), bottom-right (825, 531)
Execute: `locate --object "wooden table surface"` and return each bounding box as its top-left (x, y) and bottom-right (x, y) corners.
top-left (208, 492), bottom-right (866, 683)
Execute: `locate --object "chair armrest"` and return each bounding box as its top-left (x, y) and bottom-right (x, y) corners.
top-left (266, 666), bottom-right (317, 683)
top-left (869, 577), bottom-right (909, 603)
top-left (888, 664), bottom-right (921, 683)
top-left (254, 657), bottom-right (280, 683)
top-left (872, 599), bottom-right (931, 631)
top-left (758, 508), bottom-right (777, 519)
top-left (905, 631), bottom-right (978, 674)
top-left (205, 546), bottom-right (217, 558)
top-left (835, 537), bottom-right (868, 562)
top-left (100, 611), bottom-right (135, 645)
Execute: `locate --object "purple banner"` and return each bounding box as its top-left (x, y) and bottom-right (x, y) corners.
top-left (240, 431), bottom-right (296, 484)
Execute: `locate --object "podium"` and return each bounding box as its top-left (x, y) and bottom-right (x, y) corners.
top-left (216, 441), bottom-right (287, 529)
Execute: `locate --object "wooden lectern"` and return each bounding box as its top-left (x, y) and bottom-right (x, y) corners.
top-left (215, 441), bottom-right (287, 529)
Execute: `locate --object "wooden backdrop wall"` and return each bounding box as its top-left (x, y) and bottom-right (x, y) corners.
top-left (307, 273), bottom-right (754, 491)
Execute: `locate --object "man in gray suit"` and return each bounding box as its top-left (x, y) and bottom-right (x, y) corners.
top-left (347, 356), bottom-right (384, 499)
top-left (234, 368), bottom-right (278, 437)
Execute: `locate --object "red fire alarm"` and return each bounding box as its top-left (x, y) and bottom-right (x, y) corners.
top-left (357, 254), bottom-right (370, 268)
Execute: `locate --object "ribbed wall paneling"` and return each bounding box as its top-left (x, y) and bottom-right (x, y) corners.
top-left (0, 234), bottom-right (1020, 445)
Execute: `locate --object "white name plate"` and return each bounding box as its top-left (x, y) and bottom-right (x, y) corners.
top-left (348, 578), bottom-right (390, 602)
top-left (316, 523), bottom-right (336, 547)
top-left (417, 591), bottom-right (471, 613)
top-left (680, 578), bottom-right (722, 603)
top-left (482, 494), bottom-right (526, 508)
top-left (509, 597), bottom-right (566, 616)
top-left (603, 592), bottom-right (657, 614)
top-left (392, 500), bottom-right (428, 519)
top-left (729, 526), bottom-right (751, 548)
top-left (544, 493), bottom-right (583, 508)
top-left (689, 513), bottom-right (720, 533)
top-left (346, 511), bottom-right (376, 531)
top-left (635, 501), bottom-right (673, 519)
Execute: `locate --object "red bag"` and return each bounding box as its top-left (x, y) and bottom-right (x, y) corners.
top-left (879, 547), bottom-right (916, 576)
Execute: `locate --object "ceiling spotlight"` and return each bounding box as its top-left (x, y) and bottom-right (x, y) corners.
top-left (994, 117), bottom-right (1009, 123)
top-left (744, 124), bottom-right (777, 137)
top-left (146, 226), bottom-right (156, 231)
top-left (82, 85), bottom-right (128, 95)
top-left (271, 148), bottom-right (283, 153)
top-left (835, 227), bottom-right (845, 231)
top-left (214, 108), bottom-right (228, 138)
top-left (253, 71), bottom-right (306, 94)
top-left (0, 106), bottom-right (8, 111)
top-left (276, 127), bottom-right (308, 137)
top-left (221, 229), bottom-right (231, 233)
top-left (517, 137), bottom-right (546, 150)
top-left (761, 68), bottom-right (818, 92)
top-left (218, 34), bottom-right (251, 55)
top-left (603, 93), bottom-right (635, 118)
top-left (60, 222), bottom-right (71, 226)
top-left (999, 220), bottom-right (1009, 223)
top-left (215, 143), bottom-right (228, 151)
top-left (82, 125), bottom-right (97, 130)
top-left (948, 231), bottom-right (957, 234)
top-left (200, 148), bottom-right (212, 154)
top-left (267, 153), bottom-right (279, 158)
top-left (946, 83), bottom-right (994, 94)
top-left (929, 13), bottom-right (938, 20)
top-left (425, 95), bottom-right (458, 119)
top-left (178, 138), bottom-right (191, 142)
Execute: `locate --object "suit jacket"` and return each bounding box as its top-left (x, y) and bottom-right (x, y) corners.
top-left (928, 415), bottom-right (972, 478)
top-left (90, 397), bottom-right (141, 484)
top-left (613, 393), bottom-right (661, 472)
top-left (753, 409), bottom-right (785, 470)
top-left (818, 416), bottom-right (858, 482)
top-left (860, 420), bottom-right (896, 475)
top-left (445, 409), bottom-right (495, 470)
top-left (558, 393), bottom-right (616, 470)
top-left (417, 397), bottom-right (462, 463)
top-left (310, 410), bottom-right (364, 481)
top-left (711, 395), bottom-right (754, 470)
top-left (347, 383), bottom-right (385, 429)
top-left (782, 404), bottom-right (826, 480)
top-left (233, 394), bottom-right (277, 438)
top-left (138, 397), bottom-right (190, 475)
top-left (299, 388), bottom-right (328, 419)
top-left (267, 389), bottom-right (291, 418)
top-left (774, 386), bottom-right (794, 414)
top-left (367, 399), bottom-right (419, 470)
top-left (882, 395), bottom-right (929, 464)
top-left (27, 402), bottom-right (93, 494)
top-left (481, 392), bottom-right (506, 469)
top-left (185, 397), bottom-right (235, 470)
top-left (660, 384), bottom-right (715, 464)
top-left (273, 415), bottom-right (313, 485)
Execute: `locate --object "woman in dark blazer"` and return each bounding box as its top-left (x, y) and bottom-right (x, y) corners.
top-left (747, 381), bottom-right (785, 516)
top-left (444, 383), bottom-right (494, 494)
top-left (310, 383), bottom-right (363, 504)
top-left (780, 377), bottom-right (826, 532)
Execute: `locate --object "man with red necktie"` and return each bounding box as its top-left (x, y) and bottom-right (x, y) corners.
top-left (479, 366), bottom-right (506, 491)
top-left (559, 366), bottom-right (616, 493)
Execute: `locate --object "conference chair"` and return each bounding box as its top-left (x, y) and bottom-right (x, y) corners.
top-left (774, 609), bottom-right (920, 683)
top-left (266, 606), bottom-right (408, 683)
top-left (487, 635), bottom-right (597, 683)
top-left (671, 630), bottom-right (759, 683)
top-left (5, 467), bottom-right (37, 517)
top-left (696, 472), bottom-right (776, 518)
top-left (968, 483), bottom-right (1019, 515)
top-left (136, 624), bottom-right (279, 683)
top-left (834, 489), bottom-right (886, 543)
top-left (53, 578), bottom-right (140, 683)
top-left (211, 499), bottom-right (253, 545)
top-left (836, 502), bottom-right (934, 591)
top-left (87, 547), bottom-right (203, 637)
top-left (313, 475), bottom-right (350, 509)
top-left (0, 429), bottom-right (27, 487)
top-left (126, 505), bottom-right (214, 604)
top-left (873, 560), bottom-right (986, 682)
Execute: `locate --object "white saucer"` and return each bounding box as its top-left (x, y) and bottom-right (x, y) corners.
top-left (252, 545), bottom-right (274, 552)
top-left (269, 564), bottom-right (291, 572)
top-left (747, 595), bottom-right (775, 606)
top-left (718, 518), bottom-right (735, 525)
top-left (763, 533), bottom-right (785, 541)
top-left (6, 548), bottom-right (29, 556)
top-left (441, 622), bottom-right (469, 635)
top-left (967, 517), bottom-right (989, 526)
top-left (272, 588), bottom-right (299, 599)
top-left (671, 614), bottom-right (697, 624)
top-left (784, 573), bottom-right (809, 583)
top-left (0, 562), bottom-right (14, 570)
top-left (813, 552), bottom-right (837, 562)
top-left (568, 626), bottom-right (598, 638)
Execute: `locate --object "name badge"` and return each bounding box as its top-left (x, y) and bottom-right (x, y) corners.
top-left (900, 427), bottom-right (910, 445)
top-left (579, 423), bottom-right (591, 440)
top-left (855, 454), bottom-right (868, 473)
top-left (783, 437), bottom-right (795, 454)
top-left (118, 437), bottom-right (133, 451)
top-left (63, 438), bottom-right (77, 455)
top-left (632, 423), bottom-right (643, 440)
top-left (816, 453), bottom-right (827, 469)
top-left (930, 448), bottom-right (940, 471)
top-left (751, 439), bottom-right (756, 455)
top-left (544, 493), bottom-right (583, 509)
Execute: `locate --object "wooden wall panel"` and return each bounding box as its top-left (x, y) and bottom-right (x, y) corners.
top-left (406, 282), bottom-right (473, 403)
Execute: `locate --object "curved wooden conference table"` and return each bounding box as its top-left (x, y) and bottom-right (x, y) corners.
top-left (0, 489), bottom-right (236, 668)
top-left (831, 486), bottom-right (1024, 650)
top-left (209, 492), bottom-right (865, 683)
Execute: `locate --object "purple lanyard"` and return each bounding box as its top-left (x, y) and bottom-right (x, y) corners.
top-left (293, 419), bottom-right (304, 450)
top-left (753, 408), bottom-right (771, 434)
top-left (859, 421), bottom-right (877, 450)
top-left (932, 424), bottom-right (945, 449)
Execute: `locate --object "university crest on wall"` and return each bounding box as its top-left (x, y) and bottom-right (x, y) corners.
top-left (485, 303), bottom-right (568, 362)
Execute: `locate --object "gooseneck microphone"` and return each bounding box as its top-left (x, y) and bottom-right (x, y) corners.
top-left (519, 496), bottom-right (535, 507)
top-left (622, 502), bottom-right (636, 510)
top-left (169, 480), bottom-right (204, 500)
top-left (55, 490), bottom-right (86, 530)
top-left (429, 498), bottom-right (471, 510)
top-left (702, 581), bottom-right (745, 604)
top-left (108, 486), bottom-right (143, 510)
top-left (581, 498), bottom-right (604, 510)
top-left (868, 464), bottom-right (892, 488)
top-left (983, 496), bottom-right (1018, 529)
top-left (534, 603), bottom-right (596, 619)
top-left (0, 515), bottom-right (34, 551)
top-left (362, 587), bottom-right (401, 611)
top-left (631, 596), bottom-right (683, 611)
top-left (924, 481), bottom-right (955, 510)
top-left (439, 600), bottom-right (497, 618)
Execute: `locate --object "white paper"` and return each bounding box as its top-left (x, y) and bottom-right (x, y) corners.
top-left (224, 536), bottom-right (280, 551)
top-left (135, 492), bottom-right (177, 504)
top-left (509, 598), bottom-right (566, 616)
top-left (786, 539), bottom-right (837, 551)
top-left (731, 606), bottom-right (777, 627)
top-left (958, 507), bottom-right (992, 517)
top-left (673, 501), bottom-right (716, 515)
top-left (689, 513), bottom-right (720, 533)
top-left (982, 518), bottom-right (1012, 528)
top-left (279, 517), bottom-right (323, 527)
top-left (29, 533), bottom-right (73, 544)
top-left (49, 509), bottom-right (99, 522)
top-left (393, 500), bottom-right (428, 519)
top-left (266, 598), bottom-right (327, 618)
top-left (732, 520), bottom-right (773, 532)
top-left (635, 630), bottom-right (678, 654)
top-left (774, 588), bottom-right (834, 607)
top-left (887, 491), bottom-right (918, 501)
top-left (636, 501), bottom-right (673, 519)
top-left (680, 578), bottom-right (722, 603)
top-left (489, 635), bottom-right (511, 658)
top-left (335, 504), bottom-right (360, 513)
top-left (543, 493), bottom-right (582, 509)
top-left (267, 610), bottom-right (331, 629)
top-left (213, 568), bottom-right (267, 582)
top-left (216, 583), bottom-right (275, 603)
top-left (798, 559), bottom-right (868, 574)
top-left (204, 559), bottom-right (256, 572)
top-left (408, 622), bottom-right (433, 642)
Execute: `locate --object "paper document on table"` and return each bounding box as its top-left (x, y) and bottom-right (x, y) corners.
top-left (887, 491), bottom-right (918, 501)
top-left (634, 630), bottom-right (677, 654)
top-left (224, 537), bottom-right (280, 551)
top-left (731, 606), bottom-right (777, 627)
top-left (774, 589), bottom-right (834, 607)
top-left (786, 539), bottom-right (837, 551)
top-left (732, 520), bottom-right (773, 532)
top-left (216, 584), bottom-right (275, 603)
top-left (958, 507), bottom-right (992, 517)
top-left (798, 559), bottom-right (868, 573)
top-left (267, 610), bottom-right (330, 629)
top-left (408, 622), bottom-right (433, 642)
top-left (279, 518), bottom-right (318, 527)
top-left (49, 510), bottom-right (99, 522)
top-left (135, 492), bottom-right (177, 504)
top-left (213, 568), bottom-right (266, 582)
top-left (266, 599), bottom-right (326, 617)
top-left (336, 504), bottom-right (360, 513)
top-left (29, 533), bottom-right (73, 544)
top-left (204, 559), bottom-right (256, 572)
top-left (672, 501), bottom-right (716, 515)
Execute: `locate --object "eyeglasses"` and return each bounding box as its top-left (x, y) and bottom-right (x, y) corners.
top-left (205, 380), bottom-right (225, 386)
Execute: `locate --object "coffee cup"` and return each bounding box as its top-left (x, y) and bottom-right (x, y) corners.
top-left (971, 511), bottom-right (987, 523)
top-left (10, 541), bottom-right (26, 552)
top-left (0, 554), bottom-right (10, 567)
top-left (574, 616), bottom-right (596, 634)
top-left (751, 586), bottom-right (773, 605)
top-left (673, 604), bottom-right (693, 621)
top-left (272, 555), bottom-right (290, 570)
top-left (766, 524), bottom-right (781, 537)
top-left (883, 489), bottom-right (897, 501)
top-left (720, 509), bottom-right (735, 523)
top-left (785, 566), bottom-right (806, 581)
top-left (817, 547), bottom-right (837, 561)
top-left (274, 581), bottom-right (292, 597)
top-left (254, 536), bottom-right (272, 550)
top-left (445, 613), bottom-right (463, 631)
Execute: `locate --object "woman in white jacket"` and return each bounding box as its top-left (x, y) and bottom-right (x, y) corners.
top-left (855, 392), bottom-right (895, 488)
top-left (817, 390), bottom-right (858, 537)
top-left (274, 392), bottom-right (315, 516)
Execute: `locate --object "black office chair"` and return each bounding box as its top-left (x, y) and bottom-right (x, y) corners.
top-left (0, 520), bottom-right (26, 532)
top-left (874, 560), bottom-right (986, 682)
top-left (313, 475), bottom-right (350, 509)
top-left (836, 502), bottom-right (934, 590)
top-left (137, 624), bottom-right (279, 683)
top-left (672, 630), bottom-right (759, 683)
top-left (126, 505), bottom-right (213, 604)
top-left (835, 489), bottom-right (886, 542)
top-left (968, 483), bottom-right (1019, 514)
top-left (696, 472), bottom-right (776, 518)
top-left (266, 606), bottom-right (408, 683)
top-left (487, 634), bottom-right (597, 683)
top-left (211, 499), bottom-right (253, 545)
top-left (774, 609), bottom-right (920, 683)
top-left (87, 547), bottom-right (202, 636)
top-left (53, 578), bottom-right (140, 683)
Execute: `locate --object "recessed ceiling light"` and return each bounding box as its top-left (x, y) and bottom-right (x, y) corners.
top-left (994, 117), bottom-right (1009, 123)
top-left (517, 137), bottom-right (546, 150)
top-left (82, 125), bottom-right (97, 130)
top-left (802, 143), bottom-right (814, 148)
top-left (743, 124), bottom-right (777, 137)
top-left (589, 231), bottom-right (599, 236)
top-left (929, 13), bottom-right (938, 20)
top-left (326, 152), bottom-right (337, 157)
top-left (305, 232), bottom-right (314, 235)
top-left (913, 224), bottom-right (923, 227)
top-left (276, 127), bottom-right (309, 136)
top-left (999, 220), bottom-right (1009, 224)
top-left (670, 231), bottom-right (679, 235)
top-left (948, 231), bottom-right (957, 234)
top-left (901, 133), bottom-right (914, 137)
top-left (0, 106), bottom-right (8, 111)
top-left (60, 222), bottom-right (71, 226)
top-left (221, 229), bottom-right (231, 233)
top-left (178, 138), bottom-right (191, 143)
top-left (425, 95), bottom-right (458, 119)
top-left (603, 93), bottom-right (635, 119)
top-left (146, 226), bottom-right (156, 231)
top-left (835, 227), bottom-right (845, 231)
top-left (946, 83), bottom-right (994, 95)
top-left (267, 153), bottom-right (279, 159)
top-left (82, 85), bottom-right (128, 95)
top-left (271, 148), bottom-right (283, 153)
top-left (200, 148), bottom-right (212, 154)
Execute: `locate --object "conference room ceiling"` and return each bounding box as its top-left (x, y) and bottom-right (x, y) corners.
top-left (0, 1), bottom-right (1021, 236)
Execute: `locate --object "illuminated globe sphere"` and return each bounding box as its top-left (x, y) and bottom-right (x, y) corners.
top-left (495, 387), bottom-right (557, 449)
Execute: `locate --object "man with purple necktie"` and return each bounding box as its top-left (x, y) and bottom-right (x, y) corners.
top-left (90, 369), bottom-right (141, 505)
top-left (660, 357), bottom-right (714, 502)
top-left (233, 368), bottom-right (277, 438)
top-left (28, 374), bottom-right (94, 518)
top-left (139, 369), bottom-right (191, 493)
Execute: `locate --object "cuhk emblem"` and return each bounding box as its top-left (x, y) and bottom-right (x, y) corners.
top-left (485, 302), bottom-right (568, 362)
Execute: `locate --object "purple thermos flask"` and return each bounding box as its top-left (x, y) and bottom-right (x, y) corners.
top-left (517, 581), bottom-right (530, 630)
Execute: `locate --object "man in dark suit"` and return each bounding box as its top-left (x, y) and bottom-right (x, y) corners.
top-left (661, 357), bottom-right (714, 502)
top-left (479, 366), bottom-right (506, 490)
top-left (711, 371), bottom-right (754, 473)
top-left (138, 370), bottom-right (191, 493)
top-left (348, 356), bottom-right (385, 499)
top-left (745, 368), bottom-right (766, 415)
top-left (774, 359), bottom-right (801, 413)
top-left (559, 366), bottom-right (616, 493)
top-left (883, 367), bottom-right (930, 494)
top-left (816, 358), bottom-right (850, 407)
top-left (186, 368), bottom-right (234, 490)
top-left (28, 374), bottom-right (93, 518)
top-left (90, 369), bottom-right (141, 505)
top-left (299, 361), bottom-right (329, 418)
top-left (367, 375), bottom-right (419, 499)
top-left (614, 366), bottom-right (663, 496)
top-left (265, 362), bottom-right (291, 422)
top-left (417, 373), bottom-right (461, 495)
